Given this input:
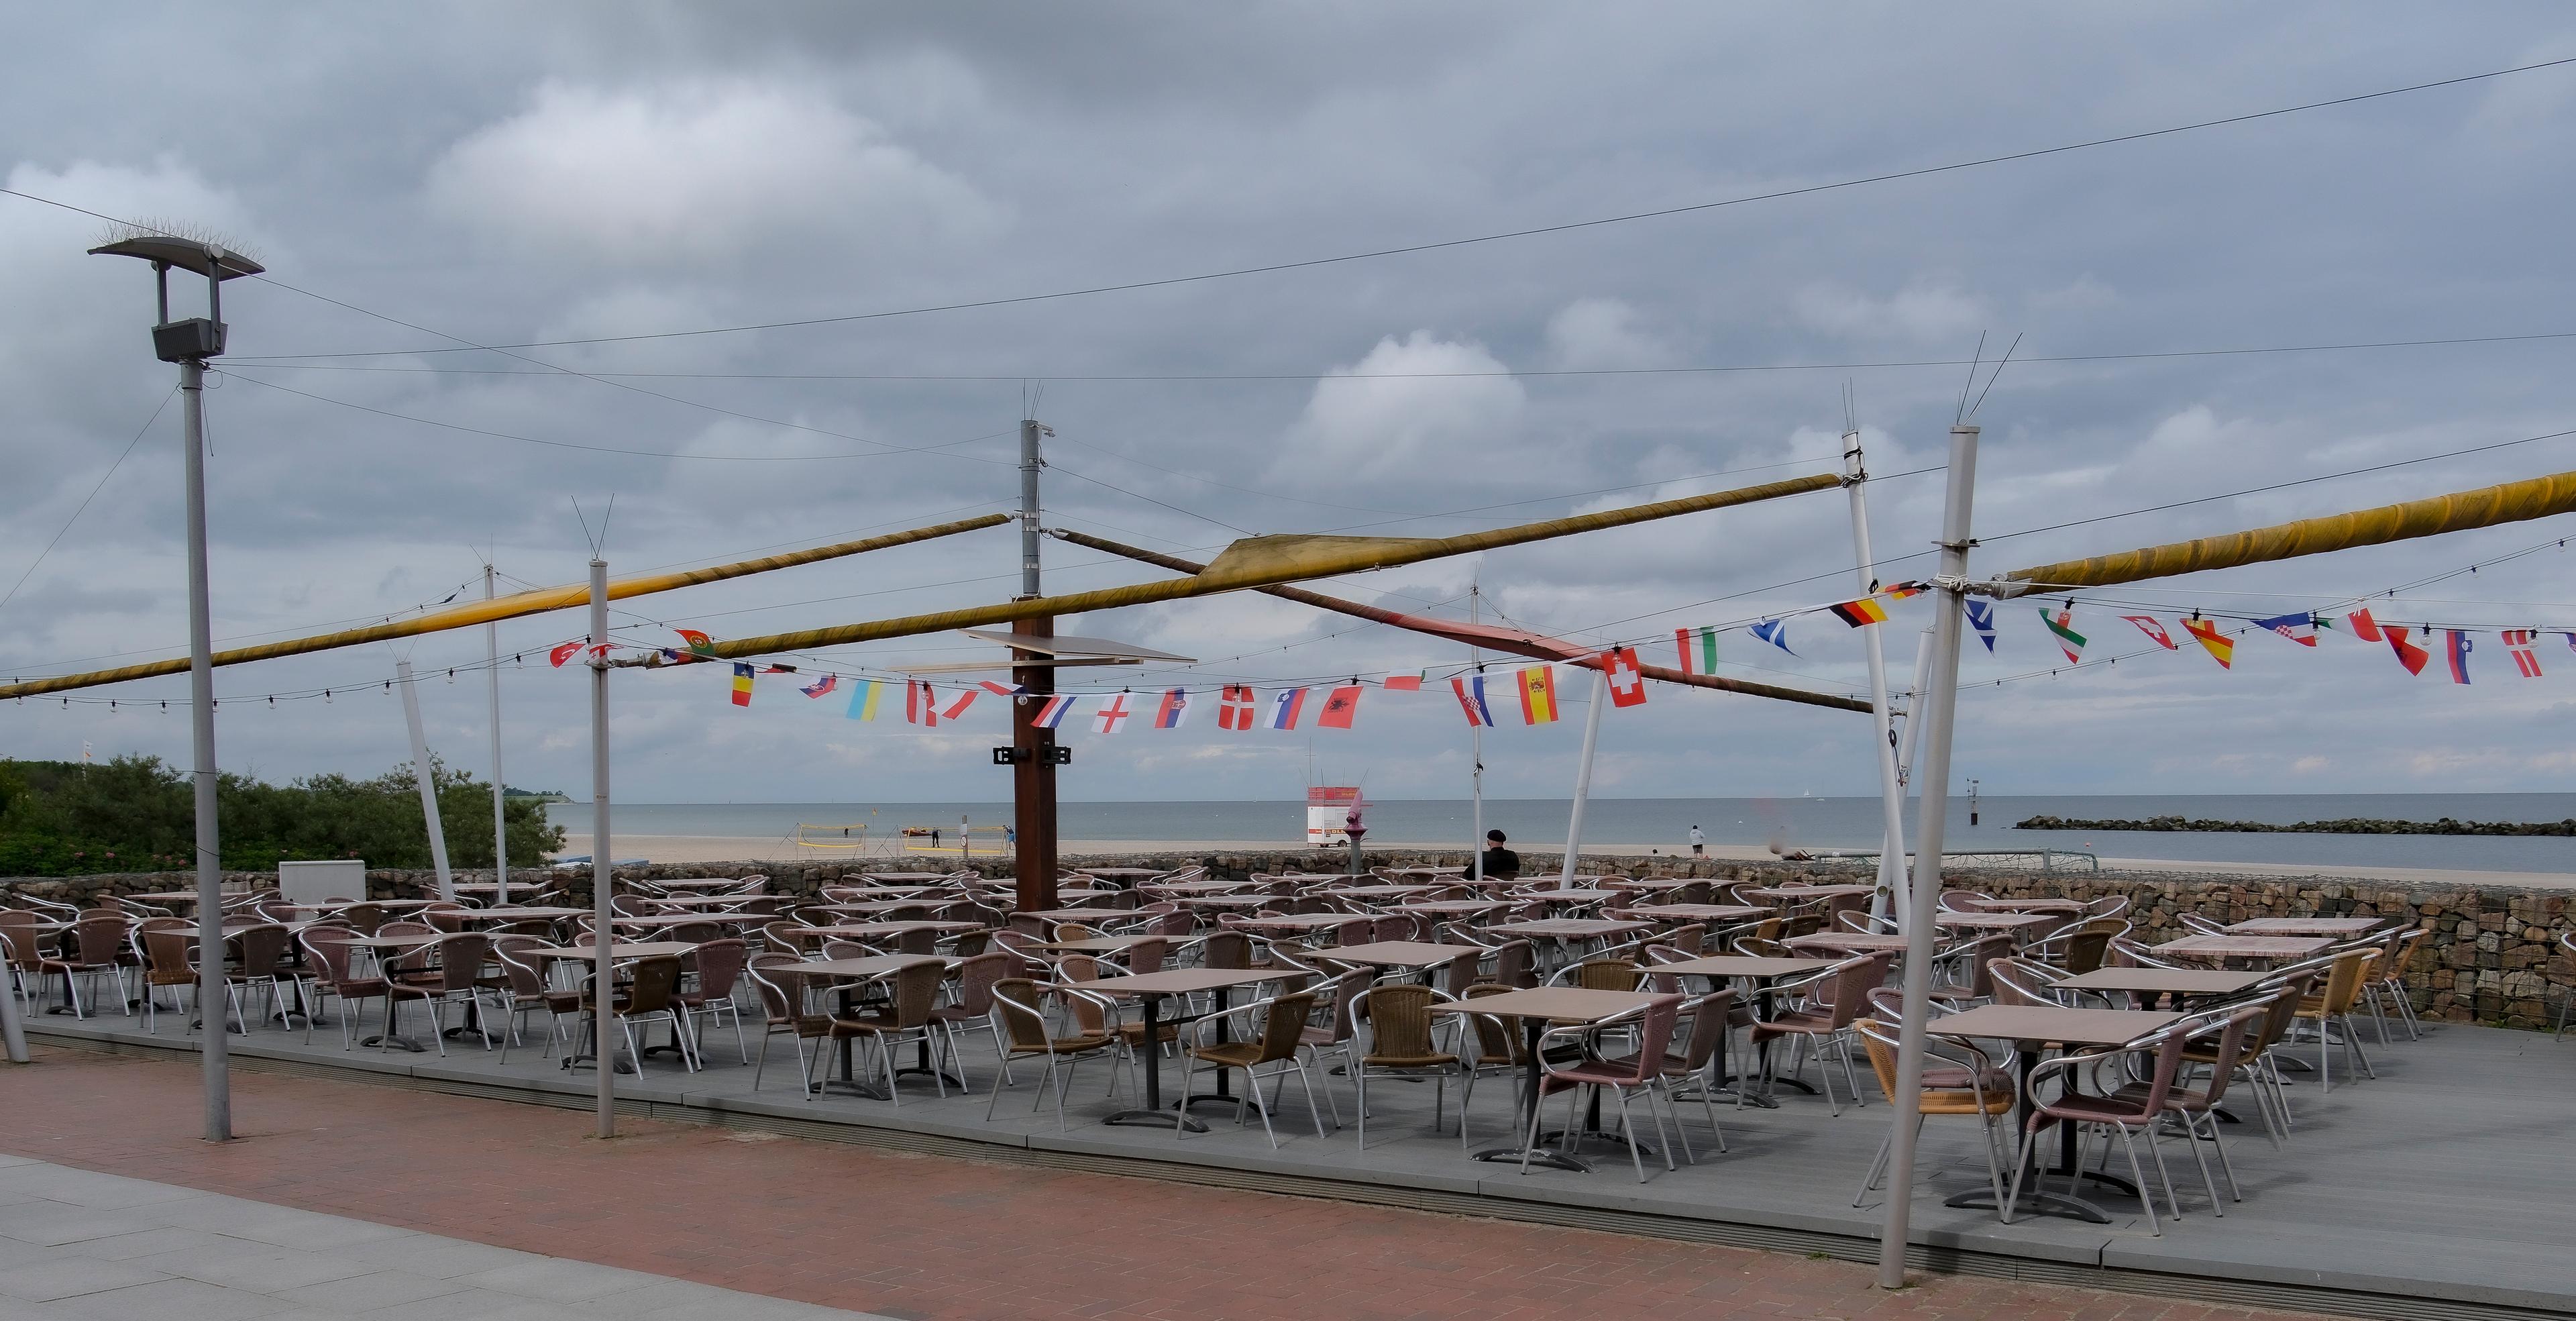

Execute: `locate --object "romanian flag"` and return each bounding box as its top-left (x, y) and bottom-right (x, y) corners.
top-left (729, 662), bottom-right (755, 706)
top-left (845, 680), bottom-right (881, 721)
top-left (2182, 617), bottom-right (2233, 669)
top-left (1517, 666), bottom-right (1559, 725)
top-left (1829, 597), bottom-right (1890, 627)
top-left (1674, 627), bottom-right (1719, 676)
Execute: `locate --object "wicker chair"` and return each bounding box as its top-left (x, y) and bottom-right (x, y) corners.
top-left (36, 914), bottom-right (127, 1018)
top-left (746, 955), bottom-right (829, 1095)
top-left (583, 953), bottom-right (696, 1073)
top-left (297, 926), bottom-right (384, 1047)
top-left (1350, 984), bottom-right (1461, 1149)
top-left (2290, 948), bottom-right (2378, 1091)
top-left (928, 951), bottom-right (1015, 1092)
top-left (1179, 990), bottom-right (1326, 1148)
top-left (383, 933), bottom-right (494, 1056)
top-left (2123, 1004), bottom-right (2268, 1215)
top-left (1549, 957), bottom-right (1640, 992)
top-left (490, 936), bottom-right (580, 1063)
top-left (136, 922), bottom-right (217, 1035)
top-left (986, 977), bottom-right (1123, 1130)
top-left (1524, 995), bottom-right (1684, 1183)
top-left (225, 922), bottom-right (298, 1029)
top-left (1746, 953), bottom-right (1889, 1114)
top-left (676, 937), bottom-right (751, 1063)
top-left (1851, 1016), bottom-right (2012, 1208)
top-left (0, 909), bottom-right (48, 1013)
top-left (826, 960), bottom-right (948, 1103)
top-left (2004, 1024), bottom-right (2192, 1236)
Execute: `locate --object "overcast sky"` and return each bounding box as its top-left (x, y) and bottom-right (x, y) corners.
top-left (5, 3), bottom-right (2575, 808)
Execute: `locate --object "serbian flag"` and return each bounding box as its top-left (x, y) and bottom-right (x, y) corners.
top-left (1381, 670), bottom-right (1426, 691)
top-left (2385, 626), bottom-right (2431, 676)
top-left (906, 680), bottom-right (939, 726)
top-left (845, 680), bottom-right (881, 721)
top-left (1153, 688), bottom-right (1189, 729)
top-left (2039, 607), bottom-right (2086, 664)
top-left (1095, 692), bottom-right (1133, 733)
top-left (1450, 674), bottom-right (1494, 727)
top-left (1829, 597), bottom-right (1890, 627)
top-left (1267, 688), bottom-right (1306, 731)
top-left (2444, 630), bottom-right (2473, 684)
top-left (1964, 598), bottom-right (1998, 653)
top-left (1674, 626), bottom-right (1719, 675)
top-left (729, 662), bottom-right (755, 707)
top-left (800, 673), bottom-right (839, 698)
top-left (2182, 617), bottom-right (2233, 669)
top-left (1750, 619), bottom-right (1795, 655)
top-left (675, 628), bottom-right (717, 660)
top-left (1516, 666), bottom-right (1559, 725)
top-left (1317, 684), bottom-right (1362, 729)
top-left (1030, 694), bottom-right (1074, 729)
top-left (2121, 615), bottom-right (2177, 649)
top-left (1603, 647), bottom-right (1648, 708)
top-left (2253, 613), bottom-right (2317, 646)
top-left (2502, 629), bottom-right (2543, 678)
top-left (2345, 609), bottom-right (2386, 643)
top-left (547, 640), bottom-right (583, 668)
top-left (1218, 684), bottom-right (1256, 730)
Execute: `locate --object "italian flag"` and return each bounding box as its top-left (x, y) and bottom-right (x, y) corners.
top-left (1674, 626), bottom-right (1719, 676)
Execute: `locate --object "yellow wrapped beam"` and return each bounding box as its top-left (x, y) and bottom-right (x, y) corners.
top-left (1992, 470), bottom-right (2576, 595)
top-left (704, 472), bottom-right (1841, 659)
top-left (0, 513), bottom-right (1010, 700)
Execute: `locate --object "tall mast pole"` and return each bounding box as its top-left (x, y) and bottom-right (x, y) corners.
top-left (1468, 580), bottom-right (1483, 885)
top-left (486, 564), bottom-right (509, 904)
top-left (1011, 417), bottom-right (1060, 914)
top-left (180, 350), bottom-right (229, 1141)
top-left (587, 557), bottom-right (614, 1139)
top-left (395, 659), bottom-right (454, 902)
top-left (1842, 429), bottom-right (1911, 924)
top-left (1556, 665), bottom-right (1606, 888)
top-left (1876, 423), bottom-right (1980, 1287)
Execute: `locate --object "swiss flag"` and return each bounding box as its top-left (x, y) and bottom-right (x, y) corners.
top-left (2385, 626), bottom-right (2430, 676)
top-left (1601, 647), bottom-right (1648, 708)
top-left (1317, 684), bottom-right (1362, 729)
top-left (1218, 684), bottom-right (1256, 730)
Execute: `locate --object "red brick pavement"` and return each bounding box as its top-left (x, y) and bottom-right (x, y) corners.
top-left (1, 1047), bottom-right (2330, 1321)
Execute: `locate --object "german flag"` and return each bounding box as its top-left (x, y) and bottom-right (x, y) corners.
top-left (1829, 597), bottom-right (1890, 627)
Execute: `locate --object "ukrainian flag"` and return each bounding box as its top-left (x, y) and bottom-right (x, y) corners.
top-left (1517, 665), bottom-right (1559, 725)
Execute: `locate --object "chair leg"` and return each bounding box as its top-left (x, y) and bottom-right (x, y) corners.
top-left (2174, 1108), bottom-right (2222, 1217)
top-left (2202, 1110), bottom-right (2243, 1202)
top-left (1854, 1128), bottom-right (1894, 1206)
top-left (2114, 1125), bottom-right (2160, 1236)
top-left (1611, 1088), bottom-right (1646, 1182)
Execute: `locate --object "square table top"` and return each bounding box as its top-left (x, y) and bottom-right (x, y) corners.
top-left (1228, 913), bottom-right (1363, 933)
top-left (458, 906), bottom-right (590, 920)
top-left (1315, 885), bottom-right (1435, 899)
top-left (2056, 967), bottom-right (2275, 996)
top-left (1428, 986), bottom-right (1675, 1023)
top-left (1649, 954), bottom-right (1836, 980)
top-left (1020, 909), bottom-right (1132, 924)
top-left (641, 878), bottom-right (750, 890)
top-left (608, 913), bottom-right (743, 929)
top-left (1785, 932), bottom-right (1912, 953)
top-left (641, 894), bottom-right (761, 908)
top-left (806, 920), bottom-right (981, 938)
top-left (1620, 903), bottom-right (1769, 922)
top-left (286, 898), bottom-right (439, 910)
top-left (1933, 911), bottom-right (2060, 931)
top-left (2156, 934), bottom-right (2337, 961)
top-left (1929, 1003), bottom-right (2183, 1047)
top-left (1959, 896), bottom-right (2088, 914)
top-left (1173, 895), bottom-right (1269, 908)
top-left (307, 931), bottom-right (450, 948)
top-left (1317, 941), bottom-right (1483, 968)
top-left (809, 900), bottom-right (949, 916)
top-left (1071, 867), bottom-right (1169, 880)
top-left (1523, 890), bottom-right (1625, 904)
top-left (2227, 916), bottom-right (2388, 936)
top-left (1084, 968), bottom-right (1282, 997)
top-left (1741, 884), bottom-right (1877, 902)
top-left (529, 941), bottom-right (696, 960)
top-left (1396, 900), bottom-right (1509, 916)
top-left (859, 873), bottom-right (961, 882)
top-left (1487, 918), bottom-right (1654, 939)
top-left (795, 954), bottom-right (950, 979)
top-left (1605, 877), bottom-right (1697, 890)
top-left (1030, 936), bottom-right (1156, 953)
top-left (1140, 880), bottom-right (1252, 894)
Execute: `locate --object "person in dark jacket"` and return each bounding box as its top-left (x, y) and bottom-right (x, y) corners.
top-left (1479, 829), bottom-right (1520, 880)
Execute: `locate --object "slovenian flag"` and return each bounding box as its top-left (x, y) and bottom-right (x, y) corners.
top-left (800, 673), bottom-right (839, 698)
top-left (1268, 687), bottom-right (1307, 731)
top-left (1450, 674), bottom-right (1494, 727)
top-left (730, 662), bottom-right (755, 707)
top-left (1030, 694), bottom-right (1074, 728)
top-left (1154, 688), bottom-right (1189, 729)
top-left (2445, 629), bottom-right (2473, 684)
top-left (1674, 626), bottom-right (1719, 676)
top-left (2253, 613), bottom-right (2317, 646)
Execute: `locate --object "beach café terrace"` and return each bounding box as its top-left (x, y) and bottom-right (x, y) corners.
top-left (11, 865), bottom-right (2571, 1321)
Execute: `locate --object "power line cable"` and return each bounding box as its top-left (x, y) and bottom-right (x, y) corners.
top-left (0, 388), bottom-right (175, 617)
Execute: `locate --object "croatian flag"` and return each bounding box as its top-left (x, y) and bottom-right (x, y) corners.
top-left (1030, 694), bottom-right (1074, 729)
top-left (2445, 629), bottom-right (2473, 685)
top-left (1154, 688), bottom-right (1189, 729)
top-left (1450, 674), bottom-right (1495, 727)
top-left (1095, 692), bottom-right (1134, 733)
top-left (800, 673), bottom-right (839, 698)
top-left (1268, 687), bottom-right (1307, 731)
top-left (1963, 598), bottom-right (1998, 653)
top-left (2253, 613), bottom-right (2317, 646)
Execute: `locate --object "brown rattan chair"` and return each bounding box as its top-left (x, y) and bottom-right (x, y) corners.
top-left (383, 933), bottom-right (494, 1055)
top-left (36, 914), bottom-right (127, 1018)
top-left (827, 960), bottom-right (948, 1103)
top-left (136, 922), bottom-right (211, 1035)
top-left (929, 951), bottom-right (1014, 1091)
top-left (490, 935), bottom-right (580, 1063)
top-left (1747, 952), bottom-right (1890, 1114)
top-left (676, 937), bottom-right (751, 1063)
top-left (747, 954), bottom-right (828, 1094)
top-left (297, 926), bottom-right (384, 1048)
top-left (1178, 990), bottom-right (1327, 1147)
top-left (986, 976), bottom-right (1123, 1130)
top-left (1350, 983), bottom-right (1460, 1149)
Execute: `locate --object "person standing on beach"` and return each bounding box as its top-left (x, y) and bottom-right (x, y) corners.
top-left (1688, 825), bottom-right (1705, 857)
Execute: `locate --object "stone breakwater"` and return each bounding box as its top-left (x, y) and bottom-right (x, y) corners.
top-left (2015, 814), bottom-right (2576, 836)
top-left (9, 849), bottom-right (2570, 1028)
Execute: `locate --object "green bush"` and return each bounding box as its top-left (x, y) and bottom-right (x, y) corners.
top-left (0, 755), bottom-right (563, 876)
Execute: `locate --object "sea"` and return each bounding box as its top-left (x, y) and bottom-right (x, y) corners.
top-left (549, 793), bottom-right (2575, 875)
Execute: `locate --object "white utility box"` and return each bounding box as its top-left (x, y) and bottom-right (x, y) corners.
top-left (278, 859), bottom-right (368, 907)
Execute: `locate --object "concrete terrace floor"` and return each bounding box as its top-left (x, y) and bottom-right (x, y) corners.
top-left (19, 994), bottom-right (2576, 1320)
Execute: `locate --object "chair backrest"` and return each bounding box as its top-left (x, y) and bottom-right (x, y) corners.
top-left (0, 910), bottom-right (39, 969)
top-left (2108, 935), bottom-right (2177, 969)
top-left (1817, 953), bottom-right (1892, 1026)
top-left (297, 927), bottom-right (360, 986)
top-left (1672, 881), bottom-right (1715, 906)
top-left (947, 930), bottom-right (991, 958)
top-left (746, 953), bottom-right (806, 1024)
top-left (492, 936), bottom-right (549, 996)
top-left (2057, 927), bottom-right (2117, 975)
top-left (339, 902), bottom-right (386, 935)
top-left (2122, 1024), bottom-right (2192, 1116)
top-left (1572, 957), bottom-right (1640, 992)
top-left (1247, 992), bottom-right (1318, 1065)
top-left (1675, 988), bottom-right (1733, 1069)
top-left (1988, 957), bottom-right (2062, 1007)
top-left (2178, 912), bottom-right (2229, 936)
top-left (876, 959), bottom-right (945, 1028)
top-left (380, 920), bottom-right (438, 972)
top-left (1487, 939), bottom-right (1536, 988)
top-left (669, 920), bottom-right (722, 946)
top-left (1863, 985), bottom-right (1907, 1023)
top-left (1056, 953), bottom-right (1100, 984)
top-left (1948, 933), bottom-right (2012, 998)
top-left (1462, 982), bottom-right (1523, 1062)
top-left (1124, 937), bottom-right (1168, 975)
top-left (433, 933), bottom-right (490, 992)
top-left (234, 922), bottom-right (293, 977)
top-left (623, 955), bottom-right (684, 1014)
top-left (1329, 917), bottom-right (1373, 947)
top-left (1937, 890), bottom-right (1993, 912)
top-left (1661, 922), bottom-right (1707, 957)
top-left (693, 938), bottom-right (749, 998)
top-left (424, 904), bottom-right (471, 934)
top-left (142, 927), bottom-right (197, 984)
top-left (890, 927), bottom-right (938, 955)
top-left (1201, 930), bottom-right (1250, 970)
top-left (820, 939), bottom-right (880, 961)
top-left (1599, 996), bottom-right (1680, 1084)
top-left (2193, 1004), bottom-right (2266, 1104)
top-left (761, 921), bottom-right (806, 956)
top-left (1371, 914), bottom-right (1419, 943)
top-left (990, 977), bottom-right (1054, 1049)
top-left (1440, 950), bottom-right (1482, 997)
top-left (946, 951), bottom-right (1010, 1016)
top-left (2316, 948), bottom-right (2375, 1014)
top-left (2084, 894), bottom-right (2131, 920)
top-left (74, 916), bottom-right (125, 965)
top-left (1359, 983), bottom-right (1441, 1061)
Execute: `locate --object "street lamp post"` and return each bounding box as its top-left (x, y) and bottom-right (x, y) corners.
top-left (89, 235), bottom-right (265, 1143)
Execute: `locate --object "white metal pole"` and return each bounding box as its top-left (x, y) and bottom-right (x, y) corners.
top-left (1843, 431), bottom-right (1912, 924)
top-left (587, 558), bottom-right (614, 1139)
top-left (1895, 622), bottom-right (1935, 889)
top-left (1557, 665), bottom-right (1606, 888)
top-left (0, 943), bottom-right (25, 1061)
top-left (1876, 423), bottom-right (1980, 1289)
top-left (180, 354), bottom-right (228, 1141)
top-left (485, 564), bottom-right (508, 905)
top-left (396, 660), bottom-right (454, 902)
top-left (1468, 582), bottom-right (1484, 885)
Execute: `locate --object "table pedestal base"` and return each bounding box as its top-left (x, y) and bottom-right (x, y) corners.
top-left (1105, 1106), bottom-right (1208, 1133)
top-left (1466, 1145), bottom-right (1589, 1172)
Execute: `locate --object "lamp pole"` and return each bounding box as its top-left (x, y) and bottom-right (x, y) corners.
top-left (486, 564), bottom-right (510, 904)
top-left (89, 235), bottom-right (264, 1143)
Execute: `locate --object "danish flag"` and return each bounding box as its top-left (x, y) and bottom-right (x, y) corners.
top-left (2502, 629), bottom-right (2543, 678)
top-left (1218, 684), bottom-right (1256, 730)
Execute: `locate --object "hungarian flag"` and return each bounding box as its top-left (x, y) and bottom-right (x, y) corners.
top-left (2443, 629), bottom-right (2473, 685)
top-left (1267, 688), bottom-right (1306, 731)
top-left (906, 680), bottom-right (939, 726)
top-left (1829, 597), bottom-right (1890, 627)
top-left (2182, 617), bottom-right (2233, 669)
top-left (2120, 615), bottom-right (2177, 649)
top-left (2345, 609), bottom-right (2385, 643)
top-left (1603, 647), bottom-right (1648, 708)
top-left (1674, 626), bottom-right (1719, 675)
top-left (1317, 684), bottom-right (1362, 729)
top-left (845, 680), bottom-right (881, 721)
top-left (1381, 670), bottom-right (1426, 691)
top-left (2502, 629), bottom-right (2544, 678)
top-left (1095, 692), bottom-right (1132, 733)
top-left (2039, 607), bottom-right (2086, 664)
top-left (800, 673), bottom-right (839, 698)
top-left (1450, 674), bottom-right (1495, 727)
top-left (1218, 684), bottom-right (1256, 729)
top-left (730, 662), bottom-right (755, 707)
top-left (1516, 666), bottom-right (1559, 725)
top-left (547, 640), bottom-right (583, 668)
top-left (675, 628), bottom-right (717, 659)
top-left (2253, 613), bottom-right (2317, 646)
top-left (1153, 688), bottom-right (1189, 729)
top-left (2385, 626), bottom-right (2431, 676)
top-left (1030, 694), bottom-right (1074, 728)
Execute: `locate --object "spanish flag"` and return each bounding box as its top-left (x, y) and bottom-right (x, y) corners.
top-left (2182, 617), bottom-right (2234, 670)
top-left (730, 662), bottom-right (755, 706)
top-left (1829, 597), bottom-right (1890, 627)
top-left (1517, 665), bottom-right (1559, 725)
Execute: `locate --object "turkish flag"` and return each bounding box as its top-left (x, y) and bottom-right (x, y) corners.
top-left (1602, 647), bottom-right (1648, 708)
top-left (547, 641), bottom-right (582, 668)
top-left (1317, 684), bottom-right (1362, 729)
top-left (2385, 626), bottom-right (2430, 676)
